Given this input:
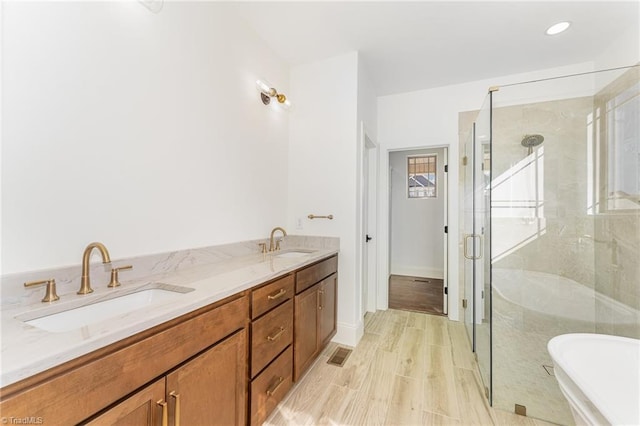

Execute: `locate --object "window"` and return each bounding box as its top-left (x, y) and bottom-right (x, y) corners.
top-left (408, 155), bottom-right (437, 198)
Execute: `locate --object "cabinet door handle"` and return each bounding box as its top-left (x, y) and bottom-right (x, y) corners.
top-left (157, 400), bottom-right (168, 426)
top-left (318, 289), bottom-right (324, 310)
top-left (267, 326), bottom-right (285, 341)
top-left (267, 288), bottom-right (287, 300)
top-left (266, 376), bottom-right (285, 396)
top-left (170, 391), bottom-right (181, 426)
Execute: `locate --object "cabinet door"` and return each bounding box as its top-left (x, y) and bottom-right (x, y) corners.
top-left (166, 329), bottom-right (247, 426)
top-left (83, 379), bottom-right (165, 426)
top-left (293, 284), bottom-right (319, 381)
top-left (318, 273), bottom-right (337, 347)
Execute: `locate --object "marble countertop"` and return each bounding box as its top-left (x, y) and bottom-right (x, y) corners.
top-left (0, 247), bottom-right (337, 388)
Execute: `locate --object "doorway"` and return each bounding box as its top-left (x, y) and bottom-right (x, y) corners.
top-left (388, 147), bottom-right (448, 316)
top-left (359, 123), bottom-right (379, 322)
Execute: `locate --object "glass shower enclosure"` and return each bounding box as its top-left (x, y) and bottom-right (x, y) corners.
top-left (462, 65), bottom-right (639, 424)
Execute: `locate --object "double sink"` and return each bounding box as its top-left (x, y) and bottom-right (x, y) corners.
top-left (17, 250), bottom-right (315, 333)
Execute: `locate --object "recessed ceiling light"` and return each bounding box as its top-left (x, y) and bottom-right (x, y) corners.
top-left (546, 21), bottom-right (571, 36)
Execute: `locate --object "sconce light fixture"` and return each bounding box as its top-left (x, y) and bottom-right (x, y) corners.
top-left (256, 80), bottom-right (291, 109)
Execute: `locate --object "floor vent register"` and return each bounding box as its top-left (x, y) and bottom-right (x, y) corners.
top-left (327, 347), bottom-right (352, 367)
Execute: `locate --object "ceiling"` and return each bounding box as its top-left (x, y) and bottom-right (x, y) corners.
top-left (230, 1), bottom-right (640, 96)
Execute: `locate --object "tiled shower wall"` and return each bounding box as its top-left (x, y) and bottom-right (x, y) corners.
top-left (593, 67), bottom-right (640, 338)
top-left (491, 96), bottom-right (596, 289)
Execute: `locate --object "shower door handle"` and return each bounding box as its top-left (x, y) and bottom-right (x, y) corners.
top-left (464, 234), bottom-right (474, 259)
top-left (464, 234), bottom-right (483, 260)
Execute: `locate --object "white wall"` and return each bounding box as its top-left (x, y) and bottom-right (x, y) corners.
top-left (1, 2), bottom-right (290, 274)
top-left (390, 148), bottom-right (445, 279)
top-left (287, 52), bottom-right (360, 345)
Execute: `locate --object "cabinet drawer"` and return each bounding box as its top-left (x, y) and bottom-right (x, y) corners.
top-left (250, 346), bottom-right (293, 426)
top-left (252, 274), bottom-right (294, 319)
top-left (251, 299), bottom-right (293, 378)
top-left (296, 255), bottom-right (338, 294)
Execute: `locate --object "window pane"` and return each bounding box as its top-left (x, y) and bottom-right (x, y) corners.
top-left (407, 154), bottom-right (437, 198)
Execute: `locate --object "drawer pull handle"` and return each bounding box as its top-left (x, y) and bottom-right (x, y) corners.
top-left (267, 288), bottom-right (287, 300)
top-left (170, 391), bottom-right (181, 426)
top-left (266, 376), bottom-right (285, 396)
top-left (267, 327), bottom-right (285, 341)
top-left (157, 400), bottom-right (168, 426)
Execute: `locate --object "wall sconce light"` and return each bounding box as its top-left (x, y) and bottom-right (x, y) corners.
top-left (256, 80), bottom-right (291, 109)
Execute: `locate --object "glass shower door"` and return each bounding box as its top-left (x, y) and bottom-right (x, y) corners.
top-left (463, 127), bottom-right (475, 347)
top-left (474, 94), bottom-right (492, 403)
top-left (463, 94), bottom-right (492, 403)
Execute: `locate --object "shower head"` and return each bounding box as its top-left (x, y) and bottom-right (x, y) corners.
top-left (521, 134), bottom-right (544, 154)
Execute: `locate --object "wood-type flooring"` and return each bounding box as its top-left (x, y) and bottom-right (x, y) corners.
top-left (265, 309), bottom-right (556, 426)
top-left (389, 275), bottom-right (445, 316)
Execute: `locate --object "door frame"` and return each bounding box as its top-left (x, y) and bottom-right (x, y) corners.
top-left (358, 122), bottom-right (379, 322)
top-left (382, 144), bottom-right (451, 316)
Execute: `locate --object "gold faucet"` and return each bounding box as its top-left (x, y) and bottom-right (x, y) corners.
top-left (24, 279), bottom-right (60, 303)
top-left (79, 242), bottom-right (112, 294)
top-left (269, 227), bottom-right (287, 252)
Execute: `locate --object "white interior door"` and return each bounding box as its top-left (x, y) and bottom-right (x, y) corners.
top-left (362, 137), bottom-right (369, 319)
top-left (361, 124), bottom-right (378, 317)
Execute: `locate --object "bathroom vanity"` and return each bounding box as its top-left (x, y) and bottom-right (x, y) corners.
top-left (0, 243), bottom-right (338, 425)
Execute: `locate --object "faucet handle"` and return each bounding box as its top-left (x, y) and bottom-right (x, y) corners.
top-left (24, 279), bottom-right (60, 303)
top-left (275, 239), bottom-right (283, 251)
top-left (108, 265), bottom-right (133, 288)
top-left (258, 243), bottom-right (268, 254)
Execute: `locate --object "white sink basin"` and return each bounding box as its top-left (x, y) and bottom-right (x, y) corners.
top-left (275, 250), bottom-right (316, 258)
top-left (548, 333), bottom-right (640, 426)
top-left (20, 285), bottom-right (194, 333)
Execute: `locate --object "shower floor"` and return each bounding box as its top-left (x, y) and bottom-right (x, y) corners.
top-left (491, 294), bottom-right (583, 425)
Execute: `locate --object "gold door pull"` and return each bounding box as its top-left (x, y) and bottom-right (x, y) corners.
top-left (267, 288), bottom-right (287, 300)
top-left (157, 400), bottom-right (168, 426)
top-left (169, 391), bottom-right (181, 426)
top-left (266, 376), bottom-right (285, 396)
top-left (308, 214), bottom-right (334, 220)
top-left (24, 279), bottom-right (60, 303)
top-left (267, 327), bottom-right (285, 341)
top-left (108, 265), bottom-right (133, 288)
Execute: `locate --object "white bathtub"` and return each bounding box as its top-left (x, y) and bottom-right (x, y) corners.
top-left (492, 268), bottom-right (639, 327)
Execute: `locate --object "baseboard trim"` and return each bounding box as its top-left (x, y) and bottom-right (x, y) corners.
top-left (390, 266), bottom-right (444, 279)
top-left (332, 320), bottom-right (364, 347)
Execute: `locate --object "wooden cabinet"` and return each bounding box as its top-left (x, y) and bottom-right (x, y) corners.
top-left (251, 274), bottom-right (294, 319)
top-left (1, 294), bottom-right (248, 426)
top-left (293, 256), bottom-right (338, 382)
top-left (1, 253), bottom-right (338, 426)
top-left (166, 329), bottom-right (247, 426)
top-left (251, 299), bottom-right (293, 377)
top-left (293, 284), bottom-right (320, 380)
top-left (85, 379), bottom-right (165, 426)
top-left (250, 347), bottom-right (293, 426)
top-left (86, 330), bottom-right (247, 426)
top-left (318, 273), bottom-right (337, 347)
top-left (249, 276), bottom-right (295, 426)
